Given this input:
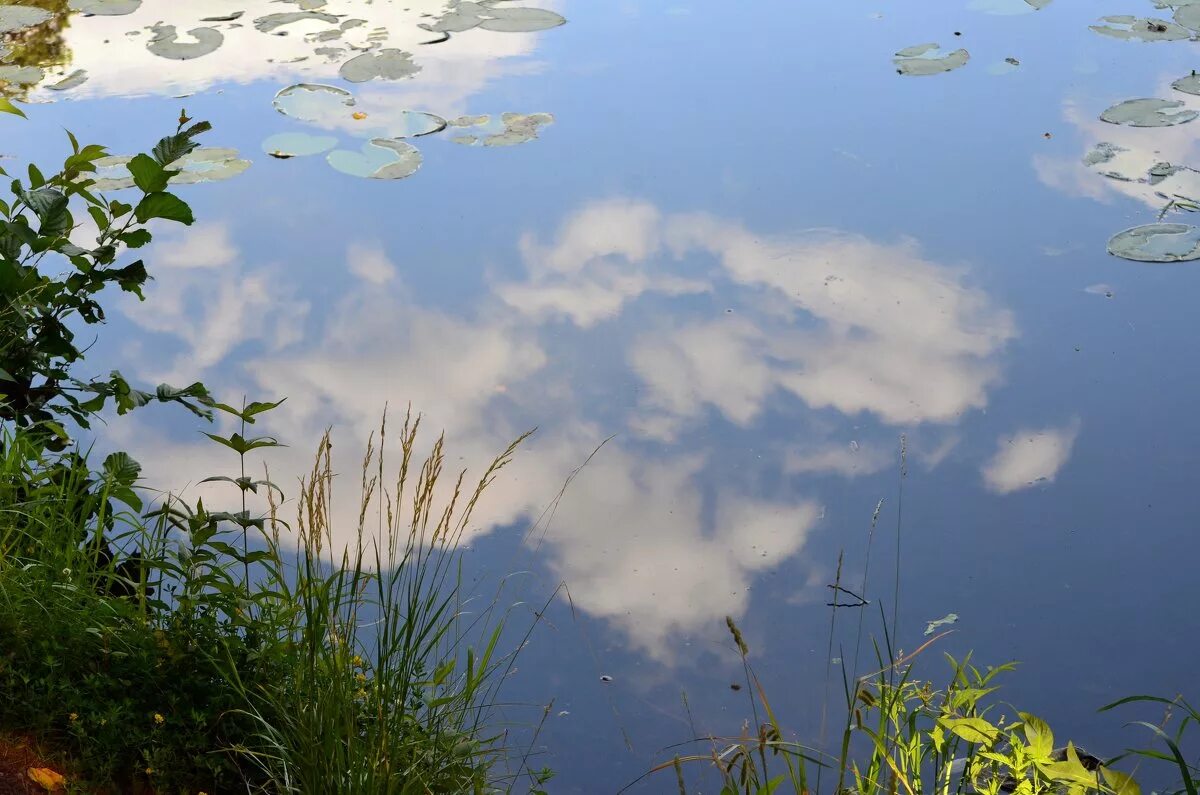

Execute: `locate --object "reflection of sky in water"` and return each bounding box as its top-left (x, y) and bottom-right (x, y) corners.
top-left (6, 0), bottom-right (1200, 789)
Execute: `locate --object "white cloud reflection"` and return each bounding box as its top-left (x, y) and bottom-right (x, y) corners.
top-left (116, 197), bottom-right (1021, 660)
top-left (981, 419), bottom-right (1081, 494)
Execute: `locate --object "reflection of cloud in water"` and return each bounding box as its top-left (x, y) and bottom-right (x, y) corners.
top-left (1034, 86), bottom-right (1200, 210)
top-left (503, 201), bottom-right (1017, 437)
top-left (31, 1), bottom-right (545, 114)
top-left (981, 419), bottom-right (1081, 494)
top-left (116, 199), bottom-right (1016, 659)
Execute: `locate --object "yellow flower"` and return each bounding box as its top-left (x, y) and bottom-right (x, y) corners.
top-left (355, 672), bottom-right (367, 684)
top-left (154, 712), bottom-right (165, 725)
top-left (67, 712), bottom-right (78, 722)
top-left (354, 687), bottom-right (367, 699)
top-left (351, 655), bottom-right (363, 667)
top-left (26, 767), bottom-right (66, 791)
top-left (144, 766), bottom-right (154, 776)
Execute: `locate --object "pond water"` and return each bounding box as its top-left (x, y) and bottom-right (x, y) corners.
top-left (6, 0), bottom-right (1200, 790)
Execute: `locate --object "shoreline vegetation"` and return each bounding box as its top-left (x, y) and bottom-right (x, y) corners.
top-left (0, 117), bottom-right (1194, 794)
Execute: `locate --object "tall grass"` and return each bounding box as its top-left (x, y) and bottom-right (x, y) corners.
top-left (214, 410), bottom-right (533, 793)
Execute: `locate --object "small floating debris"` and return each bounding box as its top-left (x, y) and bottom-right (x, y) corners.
top-left (1084, 283), bottom-right (1116, 298)
top-left (924, 612), bottom-right (958, 635)
top-left (893, 43), bottom-right (970, 76)
top-left (1100, 98), bottom-right (1197, 127)
top-left (327, 138), bottom-right (421, 179)
top-left (1090, 15), bottom-right (1192, 41)
top-left (146, 25), bottom-right (224, 60)
top-left (1108, 223), bottom-right (1200, 261)
top-left (599, 675), bottom-right (613, 683)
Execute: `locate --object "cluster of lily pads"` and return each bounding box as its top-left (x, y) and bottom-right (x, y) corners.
top-left (262, 83), bottom-right (553, 179)
top-left (893, 0), bottom-right (1050, 76)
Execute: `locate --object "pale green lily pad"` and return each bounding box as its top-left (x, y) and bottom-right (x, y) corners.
top-left (477, 6), bottom-right (565, 31)
top-left (1108, 223), bottom-right (1200, 261)
top-left (894, 43), bottom-right (969, 75)
top-left (0, 5), bottom-right (51, 33)
top-left (263, 132), bottom-right (338, 158)
top-left (449, 114), bottom-right (490, 127)
top-left (1175, 5), bottom-right (1200, 30)
top-left (925, 613), bottom-right (958, 636)
top-left (47, 69), bottom-right (88, 91)
top-left (147, 25), bottom-right (224, 60)
top-left (338, 49), bottom-right (420, 82)
top-left (91, 148), bottom-right (251, 190)
top-left (1090, 15), bottom-right (1192, 40)
top-left (253, 11), bottom-right (339, 33)
top-left (273, 83), bottom-right (355, 122)
top-left (327, 138), bottom-right (422, 179)
top-left (1172, 73), bottom-right (1200, 95)
top-left (69, 0), bottom-right (141, 15)
top-left (386, 110), bottom-right (446, 138)
top-left (449, 112), bottom-right (553, 146)
top-left (1100, 98), bottom-right (1197, 127)
top-left (969, 0), bottom-right (1050, 14)
top-left (0, 65), bottom-right (44, 85)
top-left (1083, 141), bottom-right (1126, 167)
top-left (201, 11), bottom-right (243, 22)
top-left (426, 2), bottom-right (489, 32)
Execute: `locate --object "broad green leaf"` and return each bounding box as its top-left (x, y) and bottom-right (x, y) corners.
top-left (0, 98), bottom-right (26, 118)
top-left (102, 451), bottom-right (142, 483)
top-left (135, 191), bottom-right (193, 224)
top-left (117, 228), bottom-right (152, 248)
top-left (127, 153), bottom-right (170, 193)
top-left (1019, 712), bottom-right (1054, 759)
top-left (939, 717), bottom-right (1000, 745)
top-left (1101, 767), bottom-right (1141, 795)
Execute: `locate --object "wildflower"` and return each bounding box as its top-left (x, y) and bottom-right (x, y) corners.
top-left (26, 767), bottom-right (66, 791)
top-left (355, 672), bottom-right (367, 684)
top-left (68, 712), bottom-right (78, 722)
top-left (144, 767), bottom-right (154, 776)
top-left (351, 655), bottom-right (363, 667)
top-left (352, 111), bottom-right (368, 120)
top-left (154, 713), bottom-right (165, 725)
top-left (354, 687), bottom-right (367, 699)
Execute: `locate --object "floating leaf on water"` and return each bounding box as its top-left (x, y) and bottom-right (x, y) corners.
top-left (253, 11), bottom-right (339, 33)
top-left (201, 11), bottom-right (244, 22)
top-left (327, 138), bottom-right (422, 179)
top-left (1147, 162), bottom-right (1188, 185)
top-left (0, 65), bottom-right (44, 85)
top-left (273, 83), bottom-right (355, 122)
top-left (0, 5), bottom-right (51, 33)
top-left (91, 148), bottom-right (250, 190)
top-left (47, 69), bottom-right (88, 91)
top-left (970, 0), bottom-right (1047, 14)
top-left (1083, 141), bottom-right (1126, 167)
top-left (925, 613), bottom-right (958, 636)
top-left (426, 1), bottom-right (488, 32)
top-left (449, 114), bottom-right (490, 126)
top-left (69, 0), bottom-right (141, 14)
top-left (386, 110), bottom-right (447, 138)
top-left (1089, 15), bottom-right (1192, 40)
top-left (449, 112), bottom-right (553, 146)
top-left (338, 49), bottom-right (420, 82)
top-left (893, 43), bottom-right (969, 75)
top-left (1100, 98), bottom-right (1197, 127)
top-left (1172, 73), bottom-right (1200, 95)
top-left (1107, 223), bottom-right (1200, 261)
top-left (1176, 5), bottom-right (1200, 29)
top-left (262, 131), bottom-right (338, 158)
top-left (147, 25), bottom-right (224, 60)
top-left (1026, 0), bottom-right (1053, 7)
top-left (477, 6), bottom-right (566, 32)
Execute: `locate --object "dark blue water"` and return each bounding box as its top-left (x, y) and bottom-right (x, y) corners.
top-left (6, 0), bottom-right (1199, 790)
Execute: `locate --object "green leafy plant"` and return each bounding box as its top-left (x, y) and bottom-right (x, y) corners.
top-left (0, 112), bottom-right (213, 450)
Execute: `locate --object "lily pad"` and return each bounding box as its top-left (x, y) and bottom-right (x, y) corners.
top-left (262, 132), bottom-right (338, 158)
top-left (925, 613), bottom-right (958, 636)
top-left (200, 11), bottom-right (244, 22)
top-left (1083, 141), bottom-right (1126, 167)
top-left (273, 83), bottom-right (355, 122)
top-left (69, 0), bottom-right (141, 14)
top-left (147, 25), bottom-right (224, 60)
top-left (476, 6), bottom-right (566, 32)
top-left (1090, 15), bottom-right (1192, 41)
top-left (969, 0), bottom-right (1049, 14)
top-left (1176, 4), bottom-right (1200, 29)
top-left (253, 11), bottom-right (339, 33)
top-left (893, 43), bottom-right (970, 76)
top-left (1100, 98), bottom-right (1197, 127)
top-left (449, 112), bottom-right (553, 146)
top-left (0, 5), bottom-right (51, 34)
top-left (1108, 223), bottom-right (1200, 261)
top-left (1172, 73), bottom-right (1200, 95)
top-left (386, 110), bottom-right (447, 138)
top-left (425, 2), bottom-right (490, 32)
top-left (0, 65), bottom-right (44, 85)
top-left (338, 49), bottom-right (420, 82)
top-left (91, 148), bottom-right (250, 190)
top-left (47, 69), bottom-right (88, 91)
top-left (327, 138), bottom-right (422, 179)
